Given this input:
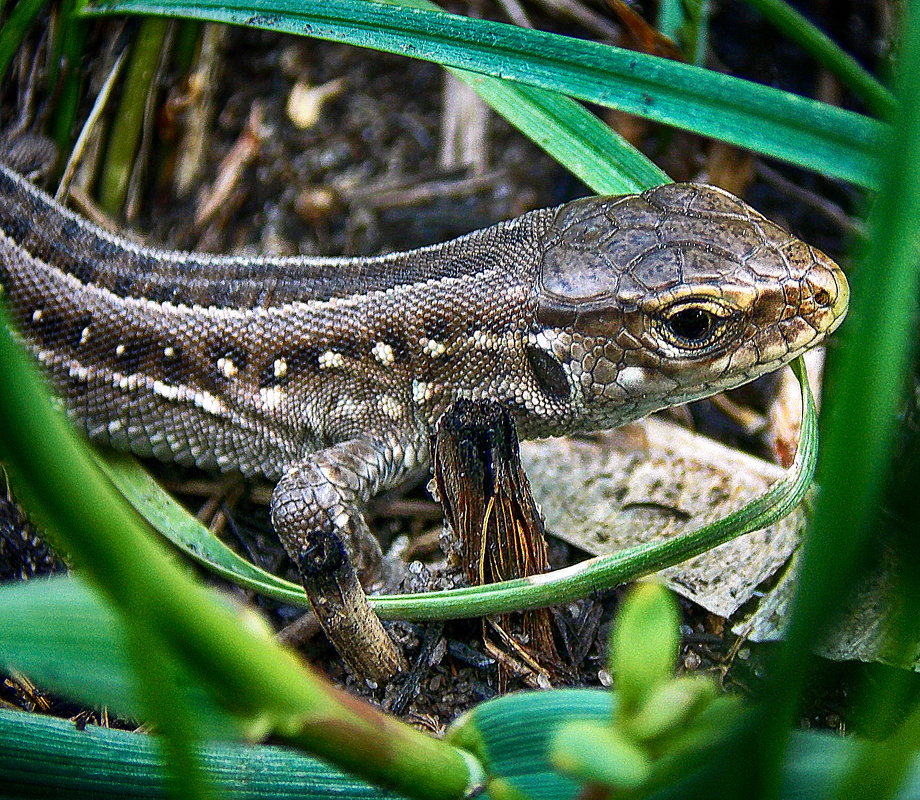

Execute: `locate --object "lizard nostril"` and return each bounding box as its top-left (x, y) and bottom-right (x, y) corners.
top-left (813, 287), bottom-right (831, 307)
top-left (806, 247), bottom-right (849, 333)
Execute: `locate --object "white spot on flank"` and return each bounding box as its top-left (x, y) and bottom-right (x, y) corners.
top-left (153, 380), bottom-right (180, 401)
top-left (195, 391), bottom-right (227, 416)
top-left (421, 337), bottom-right (446, 358)
top-left (115, 343), bottom-right (126, 357)
top-left (259, 386), bottom-right (286, 410)
top-left (217, 356), bottom-right (238, 379)
top-left (107, 420), bottom-right (123, 434)
top-left (163, 346), bottom-right (176, 359)
top-left (319, 350), bottom-right (345, 370)
top-left (273, 358), bottom-right (288, 379)
top-left (412, 379), bottom-right (432, 404)
top-left (31, 308), bottom-right (43, 323)
top-left (79, 327), bottom-right (91, 346)
top-left (68, 364), bottom-right (89, 382)
top-left (379, 395), bottom-right (403, 421)
top-left (372, 341), bottom-right (395, 366)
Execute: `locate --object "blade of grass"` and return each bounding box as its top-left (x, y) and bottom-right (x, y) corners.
top-left (741, 0), bottom-right (895, 118)
top-left (6, 687), bottom-right (920, 800)
top-left (95, 450), bottom-right (310, 606)
top-left (0, 577), bottom-right (243, 739)
top-left (829, 347), bottom-right (920, 796)
top-left (656, 0), bottom-right (684, 43)
top-left (47, 0), bottom-right (89, 160)
top-left (97, 360), bottom-right (815, 621)
top-left (683, 0), bottom-right (710, 67)
top-left (751, 0), bottom-right (920, 794)
top-left (78, 0), bottom-right (885, 188)
top-left (124, 625), bottom-right (215, 800)
top-left (454, 75), bottom-right (670, 195)
top-left (0, 693), bottom-right (409, 799)
top-left (98, 17), bottom-right (169, 215)
top-left (0, 0), bottom-right (47, 84)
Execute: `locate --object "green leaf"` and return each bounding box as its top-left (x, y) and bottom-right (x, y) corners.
top-left (627, 676), bottom-right (719, 743)
top-left (0, 0), bottom-right (46, 84)
top-left (0, 576), bottom-right (241, 739)
top-left (741, 0), bottom-right (895, 117)
top-left (747, 0), bottom-right (920, 793)
top-left (98, 17), bottom-right (170, 215)
top-left (0, 704), bottom-right (409, 799)
top-left (95, 451), bottom-right (310, 607)
top-left (608, 582), bottom-right (680, 716)
top-left (441, 73), bottom-right (669, 195)
top-left (448, 689), bottom-right (615, 800)
top-left (78, 0), bottom-right (885, 187)
top-left (6, 695), bottom-right (920, 799)
top-left (551, 721), bottom-right (651, 790)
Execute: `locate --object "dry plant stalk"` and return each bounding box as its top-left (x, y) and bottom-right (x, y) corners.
top-left (432, 399), bottom-right (560, 684)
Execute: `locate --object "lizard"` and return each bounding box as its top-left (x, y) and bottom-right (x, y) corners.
top-left (0, 160), bottom-right (848, 674)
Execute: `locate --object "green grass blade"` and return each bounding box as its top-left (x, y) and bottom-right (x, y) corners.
top-left (683, 0), bottom-right (710, 67)
top-left (435, 69), bottom-right (668, 196)
top-left (741, 0), bottom-right (895, 117)
top-left (6, 689), bottom-right (920, 800)
top-left (98, 17), bottom-right (169, 215)
top-left (78, 0), bottom-right (885, 187)
top-left (749, 0), bottom-right (920, 793)
top-left (47, 0), bottom-right (89, 159)
top-left (0, 700), bottom-right (408, 799)
top-left (95, 450), bottom-right (310, 607)
top-left (449, 690), bottom-right (614, 800)
top-left (370, 358), bottom-right (817, 621)
top-left (0, 0), bottom-right (47, 84)
top-left (0, 576), bottom-right (236, 737)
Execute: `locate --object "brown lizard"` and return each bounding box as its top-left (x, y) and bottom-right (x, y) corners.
top-left (0, 162), bottom-right (848, 674)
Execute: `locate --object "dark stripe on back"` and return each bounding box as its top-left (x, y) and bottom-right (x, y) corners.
top-left (0, 162), bottom-right (538, 310)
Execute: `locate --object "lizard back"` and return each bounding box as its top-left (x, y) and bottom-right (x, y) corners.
top-left (0, 163), bottom-right (546, 478)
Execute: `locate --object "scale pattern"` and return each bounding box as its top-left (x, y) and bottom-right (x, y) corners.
top-left (0, 163), bottom-right (848, 577)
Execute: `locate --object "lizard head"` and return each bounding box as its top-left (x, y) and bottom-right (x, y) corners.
top-left (528, 182), bottom-right (848, 431)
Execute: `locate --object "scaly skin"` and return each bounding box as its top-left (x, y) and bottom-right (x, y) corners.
top-left (0, 163), bottom-right (848, 585)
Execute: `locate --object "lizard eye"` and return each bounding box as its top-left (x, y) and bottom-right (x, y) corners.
top-left (658, 300), bottom-right (731, 349)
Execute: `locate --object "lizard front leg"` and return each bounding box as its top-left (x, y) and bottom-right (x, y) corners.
top-left (270, 431), bottom-right (426, 680)
top-left (271, 431), bottom-right (427, 582)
